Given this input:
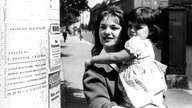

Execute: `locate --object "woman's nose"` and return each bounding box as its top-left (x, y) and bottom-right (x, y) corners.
top-left (104, 27), bottom-right (111, 34)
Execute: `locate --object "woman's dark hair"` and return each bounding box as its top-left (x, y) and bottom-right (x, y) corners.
top-left (126, 7), bottom-right (164, 49)
top-left (91, 5), bottom-right (128, 56)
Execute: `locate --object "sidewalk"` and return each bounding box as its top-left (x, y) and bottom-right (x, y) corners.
top-left (60, 34), bottom-right (92, 108)
top-left (165, 88), bottom-right (192, 108)
top-left (60, 34), bottom-right (192, 108)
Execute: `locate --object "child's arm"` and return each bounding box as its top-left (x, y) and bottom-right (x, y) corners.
top-left (85, 49), bottom-right (134, 68)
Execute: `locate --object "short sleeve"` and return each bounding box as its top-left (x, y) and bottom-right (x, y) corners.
top-left (124, 36), bottom-right (147, 57)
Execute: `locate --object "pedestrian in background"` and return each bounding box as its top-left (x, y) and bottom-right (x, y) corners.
top-left (78, 28), bottom-right (83, 41)
top-left (62, 28), bottom-right (68, 42)
top-left (83, 5), bottom-right (130, 108)
top-left (85, 7), bottom-right (167, 108)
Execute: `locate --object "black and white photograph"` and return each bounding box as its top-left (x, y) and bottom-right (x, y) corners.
top-left (1, 0), bottom-right (192, 108)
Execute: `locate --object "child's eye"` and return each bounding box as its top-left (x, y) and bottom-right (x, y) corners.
top-left (127, 24), bottom-right (132, 28)
top-left (135, 26), bottom-right (142, 30)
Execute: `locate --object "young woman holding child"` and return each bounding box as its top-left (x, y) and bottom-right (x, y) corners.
top-left (85, 6), bottom-right (167, 108)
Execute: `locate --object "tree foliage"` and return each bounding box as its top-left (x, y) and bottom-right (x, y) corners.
top-left (87, 0), bottom-right (122, 30)
top-left (88, 1), bottom-right (108, 30)
top-left (60, 0), bottom-right (89, 27)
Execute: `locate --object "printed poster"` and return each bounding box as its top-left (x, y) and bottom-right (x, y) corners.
top-left (0, 0), bottom-right (61, 108)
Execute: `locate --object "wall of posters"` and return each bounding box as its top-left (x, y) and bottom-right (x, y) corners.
top-left (0, 0), bottom-right (60, 108)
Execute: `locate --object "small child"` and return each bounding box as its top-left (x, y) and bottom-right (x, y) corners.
top-left (85, 7), bottom-right (167, 108)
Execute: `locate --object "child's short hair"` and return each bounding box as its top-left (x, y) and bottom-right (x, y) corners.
top-left (126, 7), bottom-right (164, 49)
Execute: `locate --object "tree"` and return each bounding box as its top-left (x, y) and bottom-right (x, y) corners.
top-left (60, 0), bottom-right (89, 27)
top-left (88, 1), bottom-right (108, 30)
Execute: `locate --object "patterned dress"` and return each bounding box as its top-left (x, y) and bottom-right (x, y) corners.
top-left (118, 36), bottom-right (167, 108)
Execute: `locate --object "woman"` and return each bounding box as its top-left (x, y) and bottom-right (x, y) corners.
top-left (82, 6), bottom-right (131, 108)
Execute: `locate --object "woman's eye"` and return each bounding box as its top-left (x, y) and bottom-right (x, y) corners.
top-left (100, 25), bottom-right (106, 29)
top-left (111, 26), bottom-right (119, 30)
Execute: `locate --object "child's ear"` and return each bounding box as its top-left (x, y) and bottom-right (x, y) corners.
top-left (149, 26), bottom-right (155, 35)
top-left (149, 30), bottom-right (153, 35)
top-left (149, 30), bottom-right (154, 35)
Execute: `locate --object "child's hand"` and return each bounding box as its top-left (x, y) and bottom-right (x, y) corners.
top-left (85, 58), bottom-right (93, 69)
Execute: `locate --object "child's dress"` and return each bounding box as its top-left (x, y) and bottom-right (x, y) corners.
top-left (118, 36), bottom-right (167, 108)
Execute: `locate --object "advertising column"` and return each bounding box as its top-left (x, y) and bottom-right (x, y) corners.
top-left (0, 0), bottom-right (60, 108)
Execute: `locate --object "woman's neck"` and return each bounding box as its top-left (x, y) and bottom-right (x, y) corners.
top-left (104, 46), bottom-right (117, 53)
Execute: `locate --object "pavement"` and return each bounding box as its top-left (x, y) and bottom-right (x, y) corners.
top-left (60, 31), bottom-right (192, 108)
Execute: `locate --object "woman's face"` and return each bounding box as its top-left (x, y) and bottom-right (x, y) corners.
top-left (99, 15), bottom-right (122, 50)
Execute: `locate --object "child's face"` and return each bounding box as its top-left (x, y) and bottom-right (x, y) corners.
top-left (127, 21), bottom-right (149, 40)
top-left (99, 15), bottom-right (122, 48)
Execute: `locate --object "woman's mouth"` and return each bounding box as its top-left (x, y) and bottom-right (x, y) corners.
top-left (103, 36), bottom-right (113, 41)
top-left (103, 34), bottom-right (113, 39)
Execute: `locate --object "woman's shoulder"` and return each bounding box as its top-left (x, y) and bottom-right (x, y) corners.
top-left (83, 64), bottom-right (118, 90)
top-left (84, 64), bottom-right (113, 76)
top-left (83, 64), bottom-right (119, 81)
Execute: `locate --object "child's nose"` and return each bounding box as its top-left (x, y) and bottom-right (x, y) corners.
top-left (130, 28), bottom-right (136, 33)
